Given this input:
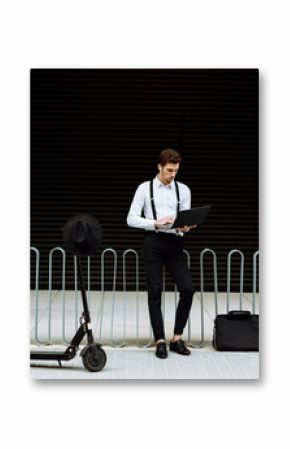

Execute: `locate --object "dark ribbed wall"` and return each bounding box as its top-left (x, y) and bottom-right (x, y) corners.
top-left (30, 69), bottom-right (259, 292)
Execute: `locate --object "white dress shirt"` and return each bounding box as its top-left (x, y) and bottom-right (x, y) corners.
top-left (127, 176), bottom-right (191, 234)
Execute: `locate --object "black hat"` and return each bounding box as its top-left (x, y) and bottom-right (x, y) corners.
top-left (62, 214), bottom-right (103, 256)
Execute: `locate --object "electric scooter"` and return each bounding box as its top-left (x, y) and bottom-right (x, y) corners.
top-left (30, 214), bottom-right (107, 372)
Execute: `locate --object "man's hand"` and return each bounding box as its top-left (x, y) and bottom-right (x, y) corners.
top-left (176, 224), bottom-right (197, 232)
top-left (155, 216), bottom-right (175, 229)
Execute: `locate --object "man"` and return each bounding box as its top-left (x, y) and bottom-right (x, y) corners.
top-left (127, 149), bottom-right (196, 359)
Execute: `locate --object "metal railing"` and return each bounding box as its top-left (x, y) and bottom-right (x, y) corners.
top-left (252, 250), bottom-right (259, 314)
top-left (30, 247), bottom-right (259, 347)
top-left (198, 248), bottom-right (218, 347)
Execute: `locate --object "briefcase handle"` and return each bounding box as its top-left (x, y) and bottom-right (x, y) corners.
top-left (227, 310), bottom-right (251, 320)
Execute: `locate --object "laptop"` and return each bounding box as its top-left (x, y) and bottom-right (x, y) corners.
top-left (172, 205), bottom-right (211, 228)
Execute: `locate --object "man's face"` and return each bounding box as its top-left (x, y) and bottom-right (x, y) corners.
top-left (158, 162), bottom-right (180, 185)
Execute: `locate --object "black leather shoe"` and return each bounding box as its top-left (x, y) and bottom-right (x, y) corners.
top-left (169, 339), bottom-right (191, 355)
top-left (156, 342), bottom-right (167, 359)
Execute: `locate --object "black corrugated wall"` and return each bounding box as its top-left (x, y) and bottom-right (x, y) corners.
top-left (30, 69), bottom-right (259, 292)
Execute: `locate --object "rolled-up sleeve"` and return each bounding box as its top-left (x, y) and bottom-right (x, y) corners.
top-left (181, 186), bottom-right (191, 211)
top-left (127, 184), bottom-right (156, 230)
top-left (179, 185), bottom-right (191, 234)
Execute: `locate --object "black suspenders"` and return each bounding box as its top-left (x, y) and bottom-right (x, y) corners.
top-left (150, 179), bottom-right (180, 220)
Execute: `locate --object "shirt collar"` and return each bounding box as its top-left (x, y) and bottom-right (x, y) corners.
top-left (154, 175), bottom-right (174, 189)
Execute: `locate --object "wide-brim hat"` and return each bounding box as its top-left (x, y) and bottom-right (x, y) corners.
top-left (62, 214), bottom-right (103, 256)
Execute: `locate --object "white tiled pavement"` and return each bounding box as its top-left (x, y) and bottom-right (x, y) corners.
top-left (30, 291), bottom-right (259, 380)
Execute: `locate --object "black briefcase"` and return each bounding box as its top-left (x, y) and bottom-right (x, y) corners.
top-left (213, 310), bottom-right (259, 351)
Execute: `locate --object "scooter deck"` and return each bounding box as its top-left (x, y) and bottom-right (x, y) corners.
top-left (30, 351), bottom-right (72, 361)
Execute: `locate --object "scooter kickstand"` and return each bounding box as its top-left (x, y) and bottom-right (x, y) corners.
top-left (58, 360), bottom-right (62, 368)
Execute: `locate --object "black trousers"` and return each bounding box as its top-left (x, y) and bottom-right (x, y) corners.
top-left (143, 232), bottom-right (195, 342)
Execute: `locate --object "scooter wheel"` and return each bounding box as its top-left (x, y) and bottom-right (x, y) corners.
top-left (82, 344), bottom-right (107, 372)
